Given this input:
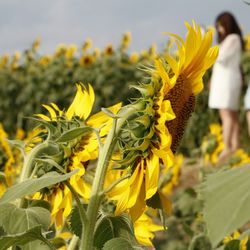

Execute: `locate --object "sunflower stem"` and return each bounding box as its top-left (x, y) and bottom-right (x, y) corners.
top-left (65, 181), bottom-right (88, 227)
top-left (81, 106), bottom-right (136, 250)
top-left (19, 142), bottom-right (49, 183)
top-left (68, 235), bottom-right (79, 250)
top-left (18, 142), bottom-right (49, 208)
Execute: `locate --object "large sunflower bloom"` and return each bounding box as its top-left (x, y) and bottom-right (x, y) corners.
top-left (156, 21), bottom-right (219, 151)
top-left (34, 83), bottom-right (121, 228)
top-left (108, 21), bottom-right (218, 220)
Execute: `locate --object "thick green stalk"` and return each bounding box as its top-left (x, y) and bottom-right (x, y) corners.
top-left (81, 120), bottom-right (117, 250)
top-left (68, 235), bottom-right (79, 250)
top-left (18, 142), bottom-right (49, 208)
top-left (19, 142), bottom-right (49, 183)
top-left (81, 106), bottom-right (136, 250)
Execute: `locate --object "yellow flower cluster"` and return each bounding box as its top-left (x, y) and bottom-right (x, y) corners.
top-left (201, 123), bottom-right (224, 165)
top-left (161, 154), bottom-right (184, 195)
top-left (202, 123), bottom-right (250, 168)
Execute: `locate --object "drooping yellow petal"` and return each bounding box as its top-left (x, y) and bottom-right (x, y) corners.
top-left (51, 189), bottom-right (63, 215)
top-left (66, 83), bottom-right (95, 120)
top-left (145, 154), bottom-right (159, 200)
top-left (127, 163), bottom-right (144, 208)
top-left (35, 114), bottom-right (51, 121)
top-left (42, 104), bottom-right (57, 120)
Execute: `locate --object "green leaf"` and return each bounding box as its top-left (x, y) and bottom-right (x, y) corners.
top-left (225, 240), bottom-right (240, 250)
top-left (27, 199), bottom-right (51, 211)
top-left (56, 126), bottom-right (92, 142)
top-left (201, 165), bottom-right (250, 247)
top-left (0, 225), bottom-right (54, 250)
top-left (0, 170), bottom-right (78, 204)
top-left (94, 213), bottom-right (137, 249)
top-left (102, 237), bottom-right (143, 250)
top-left (0, 203), bottom-right (51, 234)
top-left (69, 206), bottom-right (83, 237)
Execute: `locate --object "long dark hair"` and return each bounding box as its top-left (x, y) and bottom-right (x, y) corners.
top-left (215, 12), bottom-right (244, 50)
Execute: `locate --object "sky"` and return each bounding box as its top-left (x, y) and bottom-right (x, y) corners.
top-left (0, 0), bottom-right (250, 54)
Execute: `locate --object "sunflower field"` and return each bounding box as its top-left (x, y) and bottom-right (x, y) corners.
top-left (1, 20), bottom-right (250, 250)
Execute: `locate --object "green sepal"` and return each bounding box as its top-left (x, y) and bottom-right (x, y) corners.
top-left (56, 126), bottom-right (92, 143)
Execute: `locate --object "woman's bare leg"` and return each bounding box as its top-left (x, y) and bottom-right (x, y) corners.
top-left (219, 109), bottom-right (234, 159)
top-left (231, 111), bottom-right (240, 151)
top-left (246, 110), bottom-right (250, 138)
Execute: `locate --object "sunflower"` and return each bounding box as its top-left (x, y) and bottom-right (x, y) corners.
top-left (120, 32), bottom-right (132, 51)
top-left (108, 21), bottom-right (218, 221)
top-left (156, 21), bottom-right (219, 152)
top-left (134, 212), bottom-right (163, 246)
top-left (34, 83), bottom-right (121, 228)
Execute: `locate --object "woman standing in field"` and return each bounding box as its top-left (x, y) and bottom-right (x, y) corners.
top-left (209, 12), bottom-right (244, 160)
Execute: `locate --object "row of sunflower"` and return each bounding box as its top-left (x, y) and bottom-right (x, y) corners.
top-left (0, 21), bottom-right (221, 250)
top-left (1, 29), bottom-right (250, 157)
top-left (0, 32), bottom-right (157, 135)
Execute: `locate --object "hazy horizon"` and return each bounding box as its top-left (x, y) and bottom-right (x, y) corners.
top-left (0, 0), bottom-right (249, 54)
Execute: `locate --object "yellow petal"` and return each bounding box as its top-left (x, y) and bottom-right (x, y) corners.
top-left (145, 154), bottom-right (159, 200)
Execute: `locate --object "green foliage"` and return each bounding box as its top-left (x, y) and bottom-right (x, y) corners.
top-left (0, 203), bottom-right (50, 234)
top-left (0, 170), bottom-right (77, 204)
top-left (102, 237), bottom-right (144, 250)
top-left (1, 42), bottom-right (250, 156)
top-left (0, 225), bottom-right (53, 250)
top-left (201, 164), bottom-right (250, 247)
top-left (0, 45), bottom-right (145, 134)
top-left (0, 203), bottom-right (53, 250)
top-left (68, 206), bottom-right (83, 237)
top-left (69, 207), bottom-right (139, 249)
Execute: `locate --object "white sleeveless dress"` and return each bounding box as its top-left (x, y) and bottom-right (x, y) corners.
top-left (208, 34), bottom-right (242, 110)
